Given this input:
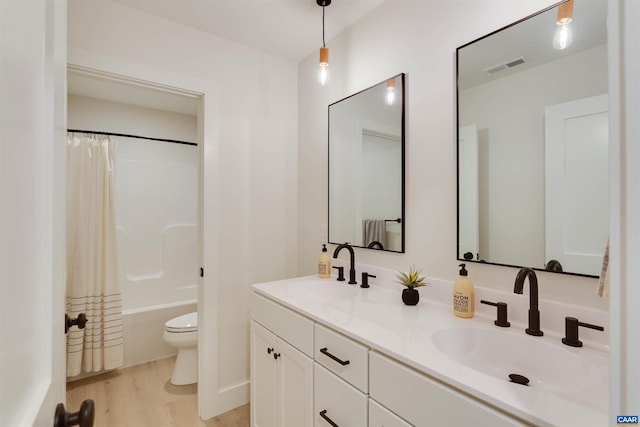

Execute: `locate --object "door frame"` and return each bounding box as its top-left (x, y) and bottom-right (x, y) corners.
top-left (65, 48), bottom-right (231, 418)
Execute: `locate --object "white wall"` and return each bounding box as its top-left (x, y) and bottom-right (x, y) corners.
top-left (459, 44), bottom-right (608, 267)
top-left (608, 0), bottom-right (640, 415)
top-left (68, 0), bottom-right (298, 418)
top-left (297, 0), bottom-right (608, 310)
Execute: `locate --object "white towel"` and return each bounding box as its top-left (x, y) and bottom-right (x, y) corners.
top-left (362, 219), bottom-right (387, 248)
top-left (597, 239), bottom-right (609, 298)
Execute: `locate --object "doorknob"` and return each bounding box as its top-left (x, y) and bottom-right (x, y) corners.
top-left (65, 313), bottom-right (88, 334)
top-left (54, 400), bottom-right (95, 427)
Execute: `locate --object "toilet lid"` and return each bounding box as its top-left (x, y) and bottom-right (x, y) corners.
top-left (165, 312), bottom-right (197, 332)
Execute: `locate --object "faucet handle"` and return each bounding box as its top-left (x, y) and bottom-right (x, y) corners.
top-left (332, 266), bottom-right (345, 281)
top-left (562, 317), bottom-right (604, 347)
top-left (360, 272), bottom-right (376, 288)
top-left (480, 300), bottom-right (510, 327)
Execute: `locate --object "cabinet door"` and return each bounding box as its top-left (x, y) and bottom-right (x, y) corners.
top-left (370, 352), bottom-right (526, 426)
top-left (251, 321), bottom-right (278, 427)
top-left (315, 363), bottom-right (367, 427)
top-left (369, 399), bottom-right (412, 427)
top-left (278, 339), bottom-right (314, 427)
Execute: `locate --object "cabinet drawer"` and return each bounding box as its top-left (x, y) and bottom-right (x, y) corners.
top-left (251, 293), bottom-right (314, 357)
top-left (314, 363), bottom-right (367, 427)
top-left (369, 352), bottom-right (527, 427)
top-left (314, 323), bottom-right (368, 392)
top-left (369, 399), bottom-right (412, 427)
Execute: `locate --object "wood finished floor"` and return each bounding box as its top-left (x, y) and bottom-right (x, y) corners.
top-left (67, 356), bottom-right (249, 427)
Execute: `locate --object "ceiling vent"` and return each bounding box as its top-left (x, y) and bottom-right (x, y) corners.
top-left (484, 57), bottom-right (527, 75)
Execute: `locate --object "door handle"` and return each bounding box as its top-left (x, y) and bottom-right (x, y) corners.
top-left (319, 409), bottom-right (339, 427)
top-left (54, 400), bottom-right (94, 427)
top-left (319, 348), bottom-right (350, 366)
top-left (65, 313), bottom-right (88, 334)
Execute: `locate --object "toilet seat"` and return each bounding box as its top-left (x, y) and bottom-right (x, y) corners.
top-left (165, 312), bottom-right (197, 333)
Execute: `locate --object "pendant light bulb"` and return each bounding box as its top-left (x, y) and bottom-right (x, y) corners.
top-left (553, 0), bottom-right (574, 50)
top-left (385, 78), bottom-right (396, 105)
top-left (553, 23), bottom-right (573, 50)
top-left (318, 46), bottom-right (329, 85)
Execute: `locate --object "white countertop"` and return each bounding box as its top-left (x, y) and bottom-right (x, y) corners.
top-left (252, 265), bottom-right (609, 427)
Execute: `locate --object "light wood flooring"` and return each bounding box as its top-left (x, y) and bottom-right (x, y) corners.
top-left (67, 356), bottom-right (249, 427)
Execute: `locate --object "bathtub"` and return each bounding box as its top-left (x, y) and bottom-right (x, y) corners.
top-left (122, 299), bottom-right (197, 368)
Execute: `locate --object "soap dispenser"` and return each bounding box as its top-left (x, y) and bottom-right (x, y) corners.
top-left (453, 263), bottom-right (474, 318)
top-left (318, 244), bottom-right (331, 278)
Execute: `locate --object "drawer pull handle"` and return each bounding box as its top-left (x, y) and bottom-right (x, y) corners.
top-left (320, 348), bottom-right (350, 366)
top-left (273, 352), bottom-right (280, 360)
top-left (267, 347), bottom-right (274, 354)
top-left (319, 409), bottom-right (339, 427)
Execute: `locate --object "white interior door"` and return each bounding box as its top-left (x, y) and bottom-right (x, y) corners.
top-left (1, 0), bottom-right (67, 425)
top-left (458, 124), bottom-right (479, 260)
top-left (545, 94), bottom-right (609, 276)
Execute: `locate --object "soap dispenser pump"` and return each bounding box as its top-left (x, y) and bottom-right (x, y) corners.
top-left (318, 244), bottom-right (331, 278)
top-left (453, 263), bottom-right (475, 318)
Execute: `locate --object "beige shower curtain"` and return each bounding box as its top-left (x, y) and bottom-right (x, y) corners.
top-left (66, 133), bottom-right (123, 376)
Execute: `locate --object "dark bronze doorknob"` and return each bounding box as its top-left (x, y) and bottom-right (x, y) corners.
top-left (54, 400), bottom-right (94, 427)
top-left (65, 313), bottom-right (88, 334)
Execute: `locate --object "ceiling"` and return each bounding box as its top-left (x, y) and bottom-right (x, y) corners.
top-left (111, 0), bottom-right (386, 62)
top-left (69, 0), bottom-right (385, 114)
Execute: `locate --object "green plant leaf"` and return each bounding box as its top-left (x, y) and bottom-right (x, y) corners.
top-left (395, 265), bottom-right (428, 289)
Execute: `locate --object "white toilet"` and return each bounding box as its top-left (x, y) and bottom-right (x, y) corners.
top-left (163, 312), bottom-right (198, 385)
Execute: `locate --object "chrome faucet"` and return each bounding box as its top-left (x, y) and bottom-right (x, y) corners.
top-left (513, 267), bottom-right (543, 336)
top-left (332, 243), bottom-right (357, 284)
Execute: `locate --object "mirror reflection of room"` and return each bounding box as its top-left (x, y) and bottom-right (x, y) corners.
top-left (329, 74), bottom-right (405, 253)
top-left (457, 0), bottom-right (607, 276)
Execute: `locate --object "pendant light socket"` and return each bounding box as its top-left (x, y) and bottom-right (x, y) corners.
top-left (316, 0), bottom-right (331, 6)
top-left (319, 47), bottom-right (329, 65)
top-left (557, 0), bottom-right (573, 25)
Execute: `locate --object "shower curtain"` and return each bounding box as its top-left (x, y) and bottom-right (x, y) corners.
top-left (66, 133), bottom-right (123, 376)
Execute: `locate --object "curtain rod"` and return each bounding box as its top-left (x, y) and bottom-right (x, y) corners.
top-left (67, 129), bottom-right (197, 147)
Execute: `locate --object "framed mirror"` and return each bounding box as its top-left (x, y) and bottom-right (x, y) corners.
top-left (457, 0), bottom-right (607, 277)
top-left (329, 73), bottom-right (405, 252)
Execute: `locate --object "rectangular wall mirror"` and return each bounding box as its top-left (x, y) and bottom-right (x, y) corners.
top-left (457, 0), bottom-right (607, 277)
top-left (329, 73), bottom-right (405, 252)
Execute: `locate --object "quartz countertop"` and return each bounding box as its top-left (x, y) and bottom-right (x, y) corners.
top-left (252, 265), bottom-right (609, 427)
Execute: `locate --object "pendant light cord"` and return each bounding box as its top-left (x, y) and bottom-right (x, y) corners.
top-left (322, 5), bottom-right (326, 47)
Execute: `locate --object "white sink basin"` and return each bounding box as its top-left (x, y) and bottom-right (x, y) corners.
top-left (432, 327), bottom-right (608, 410)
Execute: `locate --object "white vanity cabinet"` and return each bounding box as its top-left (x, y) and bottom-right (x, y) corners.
top-left (251, 294), bottom-right (315, 427)
top-left (251, 289), bottom-right (530, 427)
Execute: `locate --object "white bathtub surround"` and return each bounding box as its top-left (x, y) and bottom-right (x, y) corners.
top-left (66, 133), bottom-right (123, 376)
top-left (251, 264), bottom-right (609, 426)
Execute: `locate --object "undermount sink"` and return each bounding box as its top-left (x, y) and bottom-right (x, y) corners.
top-left (431, 326), bottom-right (608, 410)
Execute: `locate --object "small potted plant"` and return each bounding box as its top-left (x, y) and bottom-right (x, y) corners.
top-left (396, 266), bottom-right (428, 306)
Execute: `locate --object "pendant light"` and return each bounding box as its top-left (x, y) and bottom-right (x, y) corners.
top-left (385, 78), bottom-right (396, 106)
top-left (317, 0), bottom-right (331, 85)
top-left (553, 0), bottom-right (574, 50)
